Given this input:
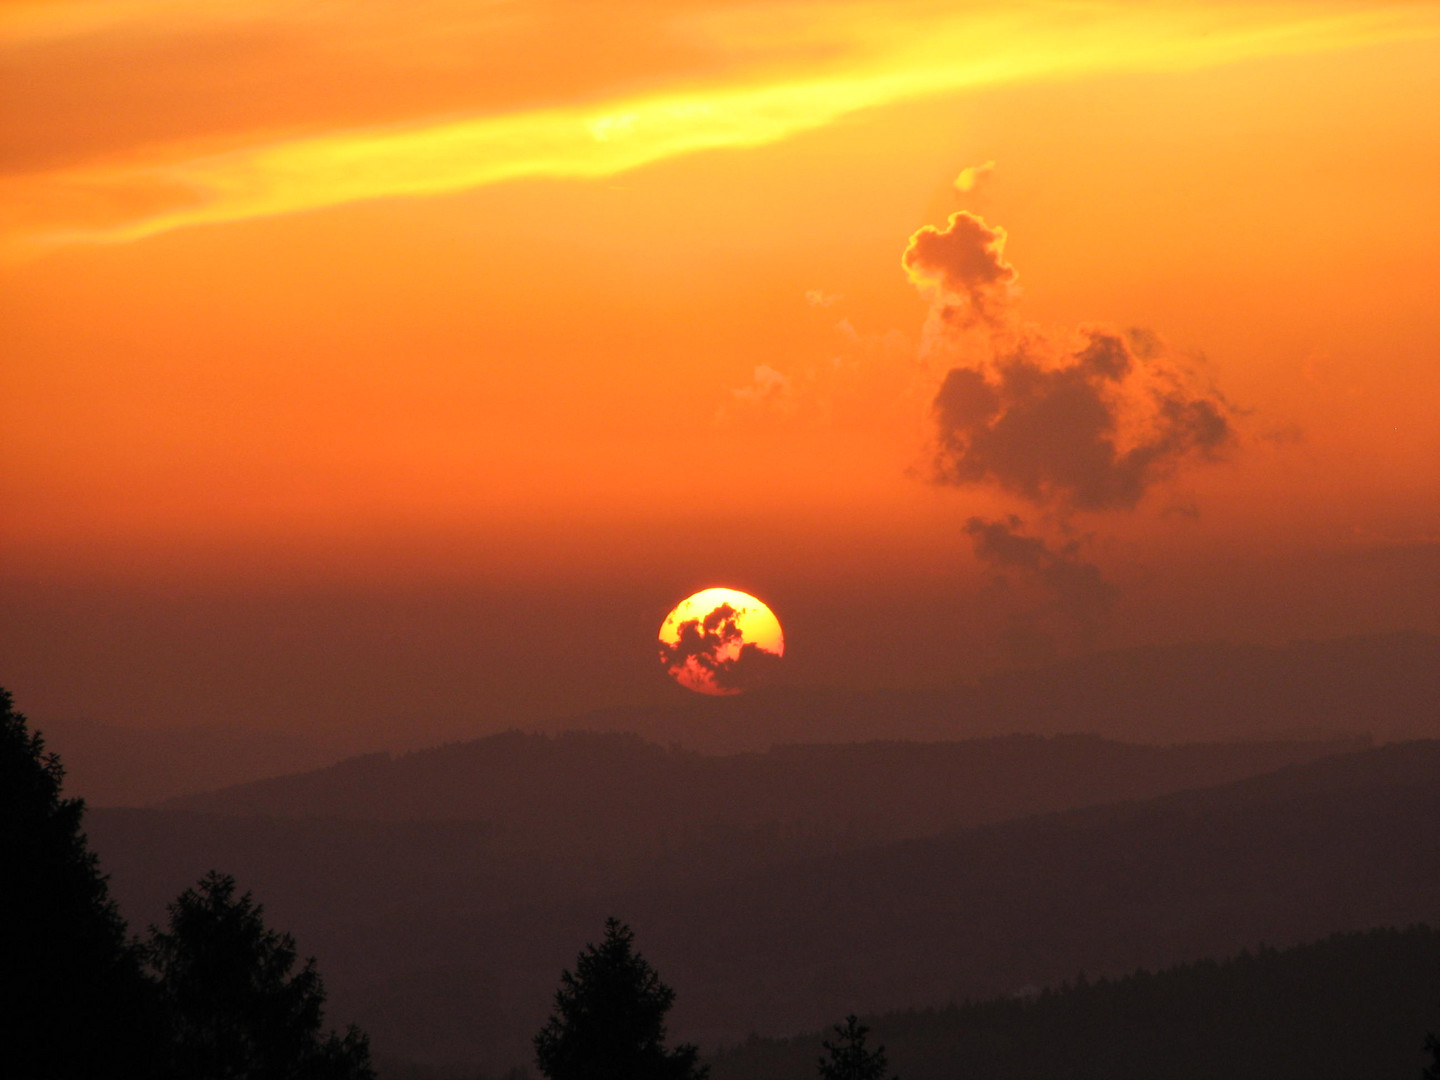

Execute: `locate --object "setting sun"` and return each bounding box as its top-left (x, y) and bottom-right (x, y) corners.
top-left (659, 588), bottom-right (785, 696)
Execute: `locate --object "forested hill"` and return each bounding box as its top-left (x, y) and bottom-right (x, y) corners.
top-left (89, 741), bottom-right (1440, 1070)
top-left (35, 632), bottom-right (1434, 806)
top-left (162, 731), bottom-right (1364, 843)
top-left (708, 926), bottom-right (1440, 1080)
top-left (552, 631), bottom-right (1439, 749)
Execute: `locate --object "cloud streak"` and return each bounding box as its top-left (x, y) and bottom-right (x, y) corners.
top-left (5, 1), bottom-right (1436, 248)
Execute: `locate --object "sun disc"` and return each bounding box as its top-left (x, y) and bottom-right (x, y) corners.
top-left (658, 587), bottom-right (784, 695)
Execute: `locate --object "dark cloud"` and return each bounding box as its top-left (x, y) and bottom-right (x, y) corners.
top-left (658, 604), bottom-right (782, 694)
top-left (903, 211), bottom-right (1016, 325)
top-left (904, 207), bottom-right (1238, 659)
top-left (932, 328), bottom-right (1232, 511)
top-left (965, 516), bottom-right (1119, 630)
top-left (661, 603), bottom-right (744, 671)
top-left (906, 208), bottom-right (1235, 514)
top-left (715, 642), bottom-right (785, 692)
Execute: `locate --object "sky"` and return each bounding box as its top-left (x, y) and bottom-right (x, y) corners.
top-left (2, 0), bottom-right (1437, 740)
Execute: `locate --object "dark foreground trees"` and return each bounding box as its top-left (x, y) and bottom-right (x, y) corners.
top-left (150, 871), bottom-right (373, 1080)
top-left (535, 917), bottom-right (707, 1080)
top-left (1, 685), bottom-right (371, 1079)
top-left (818, 1015), bottom-right (895, 1080)
top-left (1424, 1031), bottom-right (1439, 1080)
top-left (0, 686), bottom-right (161, 1077)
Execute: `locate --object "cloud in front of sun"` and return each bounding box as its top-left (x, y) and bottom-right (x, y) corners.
top-left (659, 588), bottom-right (784, 696)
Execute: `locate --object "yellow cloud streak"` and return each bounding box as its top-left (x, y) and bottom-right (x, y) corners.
top-left (14, 2), bottom-right (1440, 247)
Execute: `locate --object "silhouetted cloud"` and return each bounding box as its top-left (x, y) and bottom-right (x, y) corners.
top-left (903, 211), bottom-right (1016, 326)
top-left (906, 207), bottom-right (1237, 656)
top-left (906, 208), bottom-right (1235, 514)
top-left (659, 604), bottom-right (782, 694)
top-left (932, 328), bottom-right (1231, 511)
top-left (716, 641), bottom-right (786, 691)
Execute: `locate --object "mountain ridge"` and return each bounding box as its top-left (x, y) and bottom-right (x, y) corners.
top-left (87, 740), bottom-right (1440, 1071)
top-left (162, 730), bottom-right (1371, 844)
top-left (37, 631), bottom-right (1437, 806)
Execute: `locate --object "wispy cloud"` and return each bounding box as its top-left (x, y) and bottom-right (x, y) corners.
top-left (5, 1), bottom-right (1435, 248)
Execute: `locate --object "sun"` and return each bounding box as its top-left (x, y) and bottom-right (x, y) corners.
top-left (658, 587), bottom-right (785, 696)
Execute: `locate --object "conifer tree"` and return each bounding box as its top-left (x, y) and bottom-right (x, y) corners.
top-left (1424, 1031), bottom-right (1439, 1080)
top-left (818, 1015), bottom-right (895, 1080)
top-left (0, 686), bottom-right (161, 1078)
top-left (149, 871), bottom-right (373, 1080)
top-left (534, 917), bottom-right (707, 1080)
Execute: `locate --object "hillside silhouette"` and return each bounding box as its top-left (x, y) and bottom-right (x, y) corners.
top-left (85, 740), bottom-right (1440, 1072)
top-left (546, 631), bottom-right (1438, 749)
top-left (708, 926), bottom-right (1440, 1080)
top-left (162, 731), bottom-right (1363, 845)
top-left (33, 632), bottom-right (1436, 806)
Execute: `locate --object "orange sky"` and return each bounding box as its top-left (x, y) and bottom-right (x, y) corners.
top-left (2, 0), bottom-right (1437, 734)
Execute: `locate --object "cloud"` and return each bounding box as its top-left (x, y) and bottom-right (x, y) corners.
top-left (904, 209), bottom-right (1232, 513)
top-left (805, 288), bottom-right (843, 307)
top-left (931, 326), bottom-right (1232, 511)
top-left (6, 3), bottom-right (1435, 247)
top-left (953, 160), bottom-right (995, 193)
top-left (906, 208), bottom-right (1234, 656)
top-left (658, 603), bottom-right (782, 694)
top-left (964, 516), bottom-right (1119, 628)
top-left (902, 211), bottom-right (1017, 326)
top-left (964, 514), bottom-right (1119, 664)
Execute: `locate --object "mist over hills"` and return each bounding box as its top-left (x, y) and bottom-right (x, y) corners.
top-left (35, 632), bottom-right (1437, 805)
top-left (547, 631), bottom-right (1439, 750)
top-left (86, 739), bottom-right (1440, 1073)
top-left (163, 731), bottom-right (1366, 841)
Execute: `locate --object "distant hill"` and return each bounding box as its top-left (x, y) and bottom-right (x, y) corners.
top-left (36, 632), bottom-right (1438, 805)
top-left (707, 926), bottom-right (1440, 1080)
top-left (163, 731), bottom-right (1367, 848)
top-left (544, 632), bottom-right (1438, 750)
top-left (87, 740), bottom-right (1440, 1072)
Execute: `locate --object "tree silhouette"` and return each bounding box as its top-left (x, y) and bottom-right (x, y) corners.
top-left (534, 917), bottom-right (707, 1080)
top-left (0, 686), bottom-right (161, 1078)
top-left (818, 1015), bottom-right (894, 1080)
top-left (1424, 1031), bottom-right (1439, 1080)
top-left (148, 871), bottom-right (373, 1080)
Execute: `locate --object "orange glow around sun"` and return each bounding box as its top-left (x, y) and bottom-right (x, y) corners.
top-left (659, 588), bottom-right (785, 696)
